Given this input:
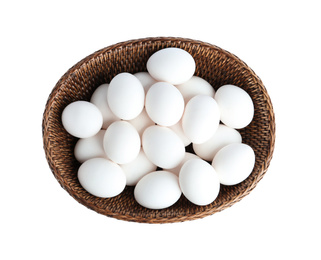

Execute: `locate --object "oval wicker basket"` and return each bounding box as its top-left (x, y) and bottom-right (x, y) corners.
top-left (42, 37), bottom-right (275, 223)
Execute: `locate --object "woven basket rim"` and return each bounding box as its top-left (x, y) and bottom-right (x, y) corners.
top-left (42, 36), bottom-right (275, 223)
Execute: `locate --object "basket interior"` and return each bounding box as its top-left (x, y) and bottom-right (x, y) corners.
top-left (42, 37), bottom-right (275, 223)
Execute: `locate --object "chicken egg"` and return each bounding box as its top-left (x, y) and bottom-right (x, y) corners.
top-left (169, 119), bottom-right (191, 147)
top-left (182, 95), bottom-right (220, 144)
top-left (103, 121), bottom-right (140, 164)
top-left (128, 108), bottom-right (155, 138)
top-left (134, 171), bottom-right (182, 210)
top-left (193, 124), bottom-right (242, 161)
top-left (145, 82), bottom-right (184, 126)
top-left (121, 148), bottom-right (157, 186)
top-left (107, 72), bottom-right (145, 120)
top-left (179, 158), bottom-right (220, 206)
top-left (134, 72), bottom-right (157, 93)
top-left (176, 76), bottom-right (215, 103)
top-left (78, 158), bottom-right (126, 198)
top-left (214, 84), bottom-right (254, 129)
top-left (146, 47), bottom-right (195, 85)
top-left (163, 152), bottom-right (199, 176)
top-left (212, 143), bottom-right (255, 185)
top-left (74, 130), bottom-right (108, 163)
top-left (142, 125), bottom-right (185, 169)
top-left (61, 101), bottom-right (103, 138)
top-left (90, 83), bottom-right (119, 129)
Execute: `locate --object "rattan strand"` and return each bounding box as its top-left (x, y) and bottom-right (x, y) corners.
top-left (42, 37), bottom-right (275, 223)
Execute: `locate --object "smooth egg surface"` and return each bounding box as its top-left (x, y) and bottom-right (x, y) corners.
top-left (90, 83), bottom-right (119, 129)
top-left (134, 72), bottom-right (157, 93)
top-left (128, 108), bottom-right (155, 138)
top-left (176, 76), bottom-right (215, 103)
top-left (74, 130), bottom-right (108, 163)
top-left (103, 121), bottom-right (140, 164)
top-left (179, 158), bottom-right (220, 206)
top-left (142, 125), bottom-right (185, 169)
top-left (61, 100), bottom-right (103, 138)
top-left (182, 95), bottom-right (220, 144)
top-left (145, 82), bottom-right (184, 126)
top-left (78, 158), bottom-right (126, 198)
top-left (134, 171), bottom-right (182, 210)
top-left (212, 143), bottom-right (255, 185)
top-left (169, 119), bottom-right (191, 147)
top-left (146, 47), bottom-right (195, 85)
top-left (163, 152), bottom-right (199, 176)
top-left (193, 124), bottom-right (242, 161)
top-left (214, 84), bottom-right (254, 129)
top-left (121, 148), bottom-right (157, 186)
top-left (107, 72), bottom-right (145, 120)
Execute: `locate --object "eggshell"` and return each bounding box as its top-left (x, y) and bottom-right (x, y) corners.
top-left (169, 119), bottom-right (191, 147)
top-left (134, 171), bottom-right (182, 210)
top-left (146, 47), bottom-right (195, 85)
top-left (78, 158), bottom-right (126, 198)
top-left (176, 76), bottom-right (215, 103)
top-left (145, 82), bottom-right (184, 126)
top-left (179, 158), bottom-right (220, 206)
top-left (214, 84), bottom-right (254, 129)
top-left (182, 95), bottom-right (220, 144)
top-left (142, 125), bottom-right (185, 169)
top-left (61, 101), bottom-right (103, 138)
top-left (193, 124), bottom-right (242, 161)
top-left (134, 72), bottom-right (157, 93)
top-left (164, 152), bottom-right (199, 176)
top-left (120, 148), bottom-right (157, 186)
top-left (90, 83), bottom-right (119, 129)
top-left (103, 121), bottom-right (140, 164)
top-left (212, 143), bottom-right (255, 185)
top-left (107, 72), bottom-right (145, 120)
top-left (74, 130), bottom-right (108, 163)
top-left (128, 108), bottom-right (155, 138)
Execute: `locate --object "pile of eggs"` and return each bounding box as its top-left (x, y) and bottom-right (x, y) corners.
top-left (61, 47), bottom-right (255, 210)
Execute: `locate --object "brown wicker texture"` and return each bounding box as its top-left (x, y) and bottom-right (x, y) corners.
top-left (42, 37), bottom-right (275, 223)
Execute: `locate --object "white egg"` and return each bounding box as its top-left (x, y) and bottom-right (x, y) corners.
top-left (193, 124), bottom-right (242, 161)
top-left (214, 84), bottom-right (254, 129)
top-left (78, 158), bottom-right (126, 198)
top-left (121, 148), bottom-right (157, 186)
top-left (212, 143), bottom-right (255, 185)
top-left (179, 158), bottom-right (220, 206)
top-left (134, 72), bottom-right (157, 93)
top-left (176, 76), bottom-right (215, 103)
top-left (74, 130), bottom-right (108, 163)
top-left (90, 83), bottom-right (119, 129)
top-left (128, 108), bottom-right (155, 138)
top-left (107, 72), bottom-right (145, 120)
top-left (182, 95), bottom-right (220, 144)
top-left (145, 82), bottom-right (184, 126)
top-left (142, 125), bottom-right (185, 169)
top-left (164, 152), bottom-right (199, 176)
top-left (61, 101), bottom-right (103, 138)
top-left (169, 119), bottom-right (191, 147)
top-left (103, 121), bottom-right (140, 164)
top-left (134, 171), bottom-right (182, 210)
top-left (146, 47), bottom-right (195, 85)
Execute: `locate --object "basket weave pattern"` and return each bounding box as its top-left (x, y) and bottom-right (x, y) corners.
top-left (42, 37), bottom-right (275, 223)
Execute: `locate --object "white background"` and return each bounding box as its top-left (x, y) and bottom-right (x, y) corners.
top-left (1, 0), bottom-right (320, 259)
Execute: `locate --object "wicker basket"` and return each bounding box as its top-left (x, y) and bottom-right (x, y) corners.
top-left (42, 37), bottom-right (275, 223)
